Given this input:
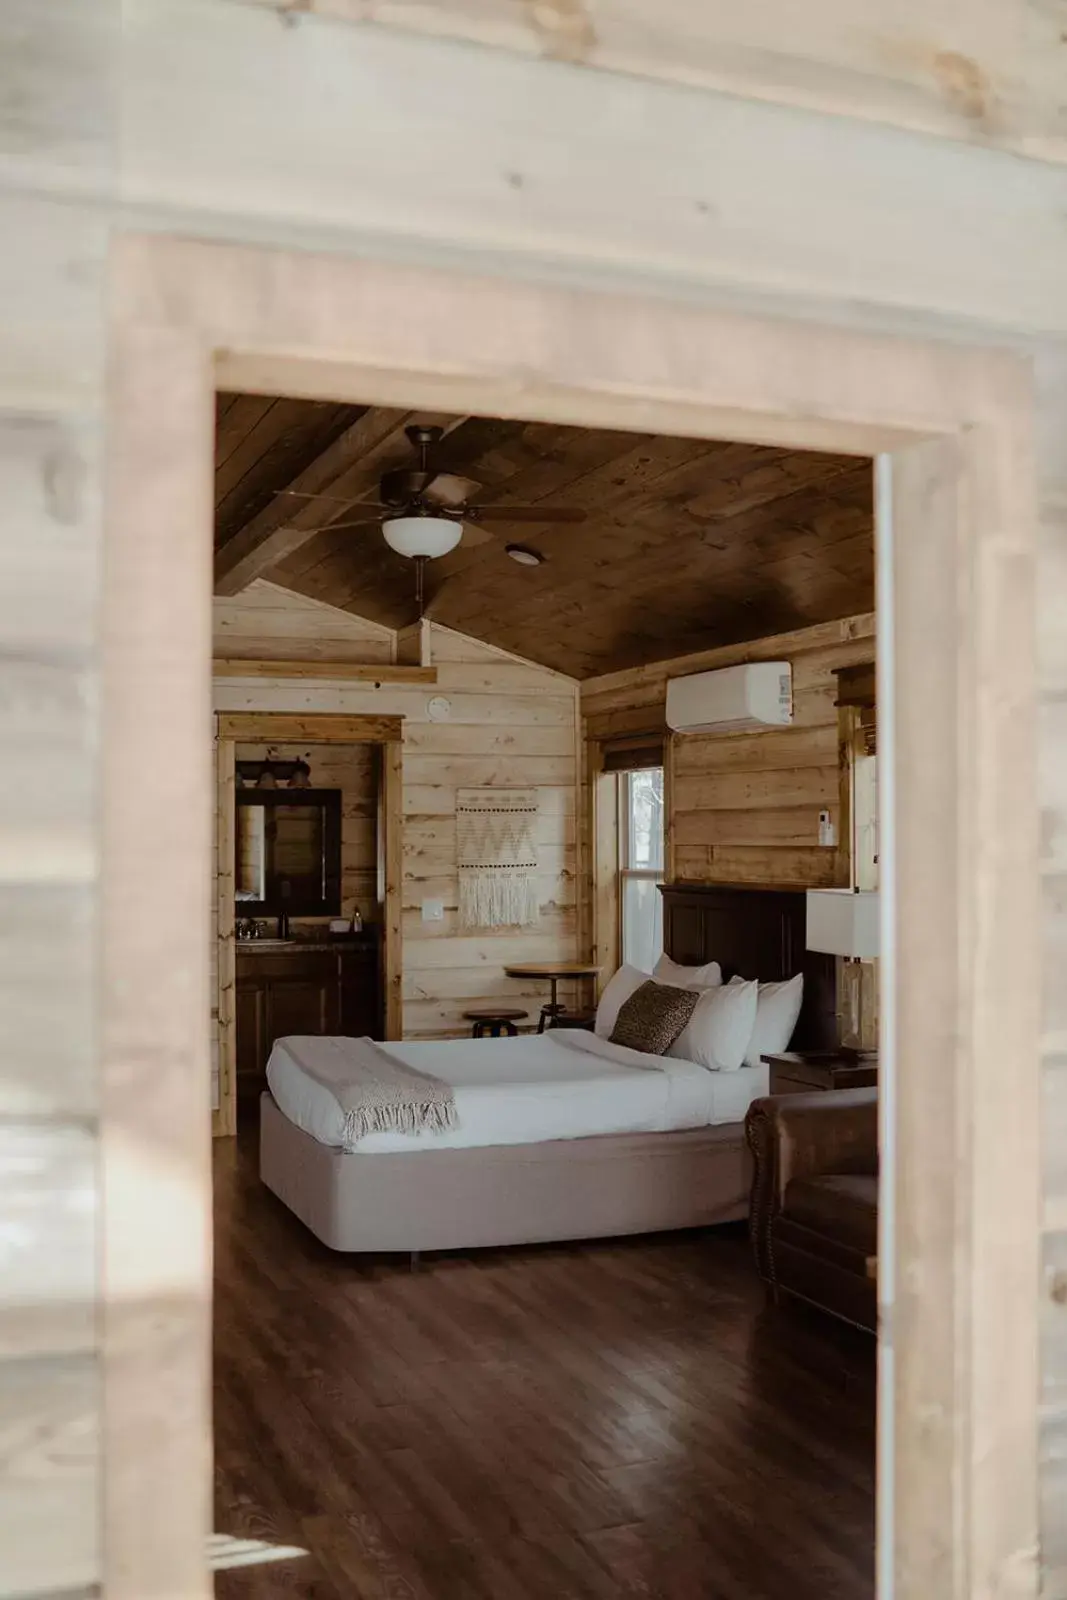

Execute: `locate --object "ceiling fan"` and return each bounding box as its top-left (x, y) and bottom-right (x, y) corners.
top-left (273, 424), bottom-right (588, 612)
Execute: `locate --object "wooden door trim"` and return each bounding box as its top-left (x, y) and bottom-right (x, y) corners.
top-left (213, 660), bottom-right (437, 684)
top-left (381, 739), bottom-right (404, 1042)
top-left (589, 747), bottom-right (620, 986)
top-left (216, 712), bottom-right (403, 744)
top-left (213, 708), bottom-right (404, 1138)
top-left (103, 235), bottom-right (1038, 1600)
top-left (213, 727), bottom-right (237, 1138)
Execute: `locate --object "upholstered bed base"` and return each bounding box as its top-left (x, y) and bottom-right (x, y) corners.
top-left (260, 1091), bottom-right (751, 1254)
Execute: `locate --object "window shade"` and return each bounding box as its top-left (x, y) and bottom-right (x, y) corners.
top-left (857, 704), bottom-right (877, 757)
top-left (834, 664), bottom-right (877, 756)
top-left (600, 736), bottom-right (665, 774)
top-left (834, 663), bottom-right (876, 707)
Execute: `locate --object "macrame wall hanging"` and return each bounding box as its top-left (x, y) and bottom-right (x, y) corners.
top-left (456, 788), bottom-right (540, 929)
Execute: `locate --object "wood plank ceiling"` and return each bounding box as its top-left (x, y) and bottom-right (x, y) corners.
top-left (215, 393), bottom-right (873, 678)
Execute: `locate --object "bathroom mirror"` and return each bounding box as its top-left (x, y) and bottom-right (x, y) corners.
top-left (235, 788), bottom-right (342, 917)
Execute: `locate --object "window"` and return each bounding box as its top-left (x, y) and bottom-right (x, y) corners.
top-left (835, 663), bottom-right (878, 891)
top-left (619, 766), bottom-right (665, 972)
top-left (852, 742), bottom-right (878, 890)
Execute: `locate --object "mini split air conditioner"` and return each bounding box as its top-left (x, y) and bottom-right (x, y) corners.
top-left (665, 662), bottom-right (792, 734)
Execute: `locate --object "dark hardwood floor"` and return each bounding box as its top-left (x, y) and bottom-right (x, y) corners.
top-left (213, 1132), bottom-right (875, 1599)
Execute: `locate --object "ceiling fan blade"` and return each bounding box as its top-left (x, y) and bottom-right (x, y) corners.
top-left (422, 472), bottom-right (483, 509)
top-left (306, 520), bottom-right (383, 536)
top-left (458, 522), bottom-right (495, 549)
top-left (273, 490), bottom-right (385, 507)
top-left (465, 506), bottom-right (587, 523)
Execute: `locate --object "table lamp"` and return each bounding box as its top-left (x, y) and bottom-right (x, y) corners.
top-left (806, 889), bottom-right (879, 1051)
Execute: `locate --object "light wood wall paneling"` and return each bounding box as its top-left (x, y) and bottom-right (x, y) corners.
top-left (0, 405), bottom-right (104, 1598)
top-left (402, 753), bottom-right (575, 788)
top-left (675, 766), bottom-right (838, 811)
top-left (672, 727), bottom-right (838, 772)
top-left (217, 682), bottom-right (577, 727)
top-left (0, 7), bottom-right (113, 1593)
top-left (401, 722), bottom-right (575, 757)
top-left (396, 618), bottom-right (432, 666)
top-left (230, 0), bottom-right (1067, 165)
top-left (213, 623), bottom-right (580, 1041)
top-left (213, 578), bottom-right (396, 663)
top-left (403, 785), bottom-right (576, 818)
top-left (583, 615), bottom-right (870, 899)
top-left (123, 7), bottom-right (1067, 345)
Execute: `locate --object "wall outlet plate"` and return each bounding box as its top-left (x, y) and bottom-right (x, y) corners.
top-left (818, 810), bottom-right (836, 847)
top-left (421, 898), bottom-right (445, 923)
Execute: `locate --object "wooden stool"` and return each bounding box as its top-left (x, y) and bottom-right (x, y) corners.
top-left (463, 1007), bottom-right (528, 1039)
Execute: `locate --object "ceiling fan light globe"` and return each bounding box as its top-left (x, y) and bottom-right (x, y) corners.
top-left (382, 515), bottom-right (463, 559)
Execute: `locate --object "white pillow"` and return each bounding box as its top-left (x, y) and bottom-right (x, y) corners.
top-left (595, 963), bottom-right (651, 1038)
top-left (668, 978), bottom-right (758, 1072)
top-left (728, 972), bottom-right (805, 1068)
top-left (653, 953), bottom-right (723, 991)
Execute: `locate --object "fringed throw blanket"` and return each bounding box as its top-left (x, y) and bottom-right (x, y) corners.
top-left (279, 1036), bottom-right (457, 1148)
top-left (457, 787), bottom-right (539, 929)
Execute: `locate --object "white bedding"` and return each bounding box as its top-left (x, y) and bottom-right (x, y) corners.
top-left (266, 1030), bottom-right (768, 1153)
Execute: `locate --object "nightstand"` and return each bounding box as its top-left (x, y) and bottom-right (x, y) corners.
top-left (763, 1049), bottom-right (879, 1095)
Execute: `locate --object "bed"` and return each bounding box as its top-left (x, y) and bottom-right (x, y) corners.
top-left (259, 883), bottom-right (838, 1253)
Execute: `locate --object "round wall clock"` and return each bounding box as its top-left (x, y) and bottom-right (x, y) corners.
top-left (426, 695), bottom-right (452, 722)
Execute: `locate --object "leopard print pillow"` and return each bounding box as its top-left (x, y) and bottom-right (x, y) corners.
top-left (609, 978), bottom-right (700, 1056)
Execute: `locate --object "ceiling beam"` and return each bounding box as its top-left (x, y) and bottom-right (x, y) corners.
top-left (213, 408), bottom-right (464, 596)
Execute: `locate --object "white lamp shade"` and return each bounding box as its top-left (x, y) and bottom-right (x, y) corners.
top-left (806, 890), bottom-right (879, 959)
top-left (382, 515), bottom-right (462, 559)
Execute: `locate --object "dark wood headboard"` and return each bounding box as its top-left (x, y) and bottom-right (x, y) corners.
top-left (659, 882), bottom-right (838, 1051)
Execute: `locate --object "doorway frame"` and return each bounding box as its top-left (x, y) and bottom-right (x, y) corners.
top-left (213, 710), bottom-right (404, 1138)
top-left (102, 235), bottom-right (1039, 1599)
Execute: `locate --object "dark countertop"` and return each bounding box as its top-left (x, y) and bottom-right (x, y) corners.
top-left (236, 937), bottom-right (377, 955)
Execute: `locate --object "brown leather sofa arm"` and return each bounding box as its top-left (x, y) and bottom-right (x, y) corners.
top-left (745, 1088), bottom-right (878, 1280)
